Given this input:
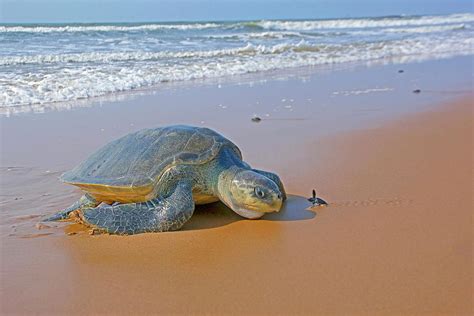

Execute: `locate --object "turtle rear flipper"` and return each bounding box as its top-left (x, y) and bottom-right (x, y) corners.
top-left (44, 194), bottom-right (98, 221)
top-left (81, 181), bottom-right (195, 235)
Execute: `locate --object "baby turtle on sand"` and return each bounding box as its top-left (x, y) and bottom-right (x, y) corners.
top-left (45, 125), bottom-right (286, 235)
top-left (308, 189), bottom-right (328, 206)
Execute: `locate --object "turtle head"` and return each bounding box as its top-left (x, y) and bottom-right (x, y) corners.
top-left (218, 167), bottom-right (283, 219)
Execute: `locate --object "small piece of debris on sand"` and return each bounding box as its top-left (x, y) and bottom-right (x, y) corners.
top-left (35, 223), bottom-right (50, 230)
top-left (89, 229), bottom-right (100, 235)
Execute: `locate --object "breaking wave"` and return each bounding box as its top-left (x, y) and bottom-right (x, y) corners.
top-left (1, 13), bottom-right (473, 109)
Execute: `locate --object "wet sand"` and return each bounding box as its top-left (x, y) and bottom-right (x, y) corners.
top-left (1, 57), bottom-right (472, 315)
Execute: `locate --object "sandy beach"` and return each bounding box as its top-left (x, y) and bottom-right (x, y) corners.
top-left (1, 56), bottom-right (472, 315)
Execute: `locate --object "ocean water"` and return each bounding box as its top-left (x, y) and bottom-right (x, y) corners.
top-left (1, 13), bottom-right (473, 109)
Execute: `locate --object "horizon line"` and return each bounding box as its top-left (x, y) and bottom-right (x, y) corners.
top-left (1, 11), bottom-right (470, 25)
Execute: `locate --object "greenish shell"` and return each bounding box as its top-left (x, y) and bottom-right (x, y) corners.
top-left (61, 125), bottom-right (241, 202)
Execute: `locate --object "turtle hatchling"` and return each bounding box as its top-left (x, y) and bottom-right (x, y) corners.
top-left (45, 125), bottom-right (286, 235)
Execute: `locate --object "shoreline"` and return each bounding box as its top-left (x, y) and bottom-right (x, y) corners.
top-left (1, 54), bottom-right (472, 117)
top-left (1, 56), bottom-right (472, 314)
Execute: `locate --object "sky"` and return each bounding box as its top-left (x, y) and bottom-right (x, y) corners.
top-left (0, 0), bottom-right (472, 23)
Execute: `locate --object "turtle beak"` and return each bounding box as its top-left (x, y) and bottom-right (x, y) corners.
top-left (271, 194), bottom-right (283, 212)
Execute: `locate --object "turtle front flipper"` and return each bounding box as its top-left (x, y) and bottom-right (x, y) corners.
top-left (44, 194), bottom-right (99, 221)
top-left (253, 169), bottom-right (287, 201)
top-left (80, 181), bottom-right (195, 235)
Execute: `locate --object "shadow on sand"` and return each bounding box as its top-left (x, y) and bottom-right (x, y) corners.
top-left (183, 194), bottom-right (317, 231)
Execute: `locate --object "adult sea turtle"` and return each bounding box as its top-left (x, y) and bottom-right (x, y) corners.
top-left (45, 125), bottom-right (286, 235)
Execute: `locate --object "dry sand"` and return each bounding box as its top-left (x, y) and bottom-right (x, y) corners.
top-left (1, 59), bottom-right (472, 315)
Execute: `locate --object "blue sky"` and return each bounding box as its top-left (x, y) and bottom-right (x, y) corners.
top-left (1, 0), bottom-right (472, 23)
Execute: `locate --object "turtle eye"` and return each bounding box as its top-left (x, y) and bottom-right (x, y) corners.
top-left (254, 187), bottom-right (265, 198)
